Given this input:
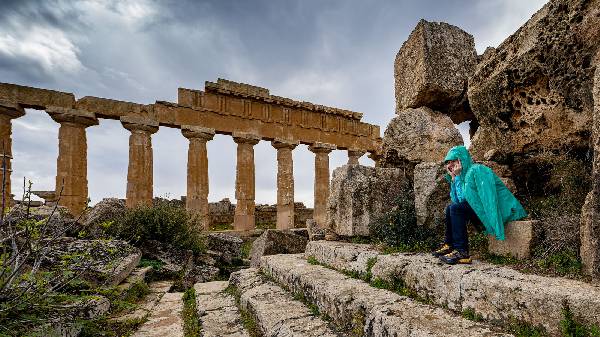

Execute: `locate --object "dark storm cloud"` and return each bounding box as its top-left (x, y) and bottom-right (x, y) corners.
top-left (0, 0), bottom-right (548, 205)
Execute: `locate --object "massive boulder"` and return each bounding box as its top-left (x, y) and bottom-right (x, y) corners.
top-left (468, 0), bottom-right (600, 160)
top-left (394, 19), bottom-right (477, 123)
top-left (81, 198), bottom-right (127, 238)
top-left (380, 107), bottom-right (463, 167)
top-left (327, 165), bottom-right (411, 236)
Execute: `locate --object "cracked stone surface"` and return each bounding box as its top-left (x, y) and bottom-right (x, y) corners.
top-left (305, 240), bottom-right (600, 336)
top-left (230, 268), bottom-right (342, 337)
top-left (194, 281), bottom-right (249, 337)
top-left (132, 292), bottom-right (184, 337)
top-left (261, 254), bottom-right (509, 337)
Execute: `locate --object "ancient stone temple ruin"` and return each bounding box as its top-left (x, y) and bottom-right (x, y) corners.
top-left (0, 79), bottom-right (381, 230)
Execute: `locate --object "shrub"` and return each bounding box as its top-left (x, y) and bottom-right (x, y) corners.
top-left (369, 189), bottom-right (438, 251)
top-left (105, 200), bottom-right (205, 254)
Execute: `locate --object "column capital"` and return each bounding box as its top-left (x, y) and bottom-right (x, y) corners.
top-left (309, 142), bottom-right (336, 154)
top-left (0, 100), bottom-right (25, 119)
top-left (271, 138), bottom-right (299, 150)
top-left (121, 115), bottom-right (159, 134)
top-left (233, 132), bottom-right (260, 145)
top-left (47, 106), bottom-right (98, 127)
top-left (348, 148), bottom-right (366, 156)
top-left (367, 151), bottom-right (382, 161)
top-left (181, 125), bottom-right (215, 141)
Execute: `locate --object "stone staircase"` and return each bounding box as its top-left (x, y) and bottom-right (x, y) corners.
top-left (103, 239), bottom-right (600, 337)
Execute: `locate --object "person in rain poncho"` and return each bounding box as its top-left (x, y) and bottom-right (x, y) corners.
top-left (432, 146), bottom-right (528, 264)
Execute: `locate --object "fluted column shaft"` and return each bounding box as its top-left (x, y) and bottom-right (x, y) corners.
top-left (121, 116), bottom-right (159, 208)
top-left (309, 143), bottom-right (335, 228)
top-left (48, 107), bottom-right (98, 216)
top-left (272, 139), bottom-right (298, 230)
top-left (233, 133), bottom-right (260, 231)
top-left (0, 101), bottom-right (25, 207)
top-left (182, 126), bottom-right (215, 230)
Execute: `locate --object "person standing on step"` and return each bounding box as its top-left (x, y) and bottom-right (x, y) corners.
top-left (432, 145), bottom-right (528, 265)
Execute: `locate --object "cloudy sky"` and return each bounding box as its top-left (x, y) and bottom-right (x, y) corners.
top-left (0, 0), bottom-right (547, 206)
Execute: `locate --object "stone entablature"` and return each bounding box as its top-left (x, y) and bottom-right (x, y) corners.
top-left (0, 79), bottom-right (380, 230)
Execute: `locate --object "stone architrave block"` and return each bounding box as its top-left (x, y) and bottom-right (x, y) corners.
top-left (488, 220), bottom-right (541, 259)
top-left (394, 19), bottom-right (477, 120)
top-left (327, 164), bottom-right (410, 237)
top-left (413, 162), bottom-right (450, 228)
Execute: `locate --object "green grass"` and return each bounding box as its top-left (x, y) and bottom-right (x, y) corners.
top-left (560, 306), bottom-right (600, 337)
top-left (182, 287), bottom-right (201, 337)
top-left (507, 319), bottom-right (545, 337)
top-left (138, 258), bottom-right (164, 270)
top-left (240, 240), bottom-right (253, 260)
top-left (210, 222), bottom-right (234, 231)
top-left (307, 255), bottom-right (319, 265)
top-left (462, 308), bottom-right (484, 322)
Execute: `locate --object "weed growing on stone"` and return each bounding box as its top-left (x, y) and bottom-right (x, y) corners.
top-left (225, 284), bottom-right (260, 337)
top-left (507, 319), bottom-right (545, 337)
top-left (138, 258), bottom-right (164, 271)
top-left (560, 305), bottom-right (600, 337)
top-left (461, 308), bottom-right (484, 322)
top-left (363, 257), bottom-right (377, 282)
top-left (307, 255), bottom-right (319, 265)
top-left (369, 190), bottom-right (439, 252)
top-left (182, 287), bottom-right (201, 337)
top-left (240, 240), bottom-right (253, 260)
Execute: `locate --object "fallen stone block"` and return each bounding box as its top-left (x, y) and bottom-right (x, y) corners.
top-left (414, 162), bottom-right (450, 228)
top-left (327, 164), bottom-right (410, 236)
top-left (206, 232), bottom-right (243, 264)
top-left (488, 220), bottom-right (541, 259)
top-left (381, 107), bottom-right (463, 166)
top-left (249, 229), bottom-right (308, 267)
top-left (394, 19), bottom-right (477, 122)
top-left (305, 240), bottom-right (379, 276)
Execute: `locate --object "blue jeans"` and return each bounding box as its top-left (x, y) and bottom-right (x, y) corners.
top-left (445, 201), bottom-right (478, 254)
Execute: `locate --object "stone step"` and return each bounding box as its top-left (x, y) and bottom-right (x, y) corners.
top-left (261, 253), bottom-right (510, 337)
top-left (109, 280), bottom-right (173, 323)
top-left (194, 281), bottom-right (249, 337)
top-left (116, 266), bottom-right (152, 297)
top-left (230, 268), bottom-right (343, 337)
top-left (132, 291), bottom-right (184, 337)
top-left (305, 240), bottom-right (600, 336)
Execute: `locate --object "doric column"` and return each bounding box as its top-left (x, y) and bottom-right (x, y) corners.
top-left (182, 125), bottom-right (215, 230)
top-left (121, 116), bottom-right (159, 208)
top-left (233, 132), bottom-right (260, 231)
top-left (47, 107), bottom-right (99, 216)
top-left (308, 142), bottom-right (336, 228)
top-left (272, 139), bottom-right (299, 230)
top-left (347, 149), bottom-right (366, 166)
top-left (0, 100), bottom-right (25, 207)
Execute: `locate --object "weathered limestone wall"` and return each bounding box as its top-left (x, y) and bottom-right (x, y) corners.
top-left (581, 60), bottom-right (600, 277)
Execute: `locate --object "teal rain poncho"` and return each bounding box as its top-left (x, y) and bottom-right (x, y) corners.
top-left (444, 146), bottom-right (527, 240)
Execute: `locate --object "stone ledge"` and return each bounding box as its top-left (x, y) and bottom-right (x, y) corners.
top-left (260, 254), bottom-right (508, 336)
top-left (305, 240), bottom-right (600, 336)
top-left (194, 281), bottom-right (249, 337)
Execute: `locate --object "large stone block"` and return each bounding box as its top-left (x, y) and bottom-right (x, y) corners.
top-left (380, 107), bottom-right (463, 167)
top-left (413, 162), bottom-right (450, 228)
top-left (488, 220), bottom-right (541, 259)
top-left (249, 229), bottom-right (308, 267)
top-left (468, 0), bottom-right (600, 160)
top-left (394, 20), bottom-right (477, 122)
top-left (327, 165), bottom-right (410, 236)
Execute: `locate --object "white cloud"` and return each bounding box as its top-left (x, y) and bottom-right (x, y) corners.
top-left (0, 25), bottom-right (84, 73)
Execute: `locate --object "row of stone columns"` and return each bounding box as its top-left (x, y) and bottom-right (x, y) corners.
top-left (0, 101), bottom-right (370, 230)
